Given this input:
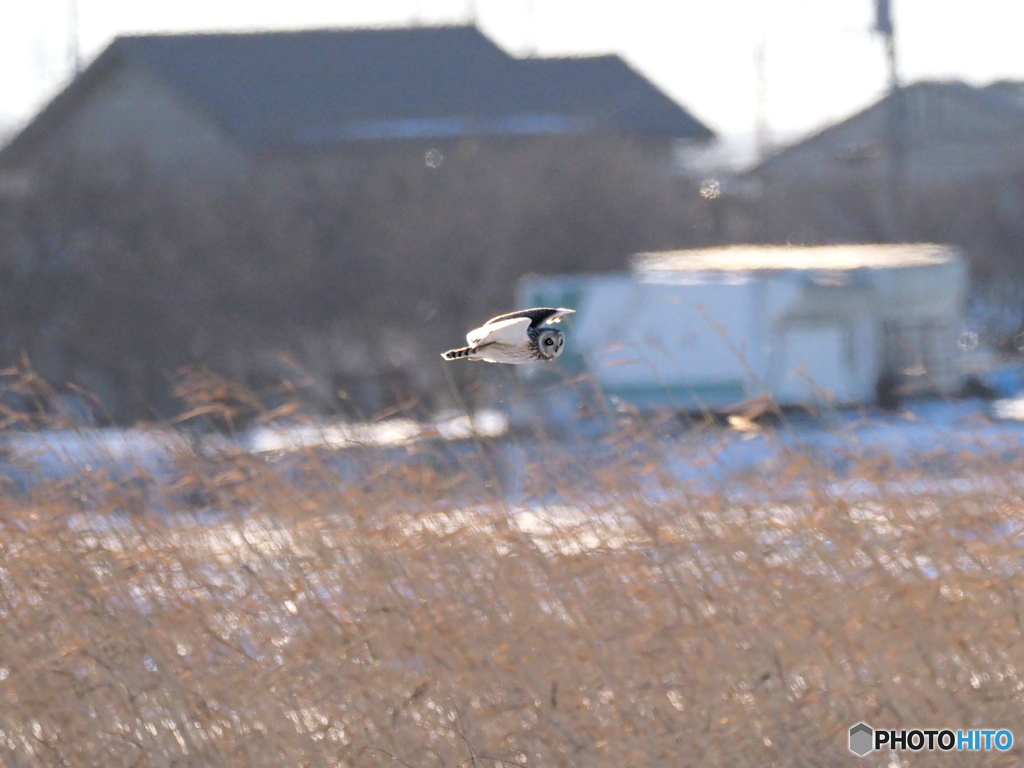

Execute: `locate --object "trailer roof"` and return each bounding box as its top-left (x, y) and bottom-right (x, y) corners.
top-left (633, 244), bottom-right (958, 273)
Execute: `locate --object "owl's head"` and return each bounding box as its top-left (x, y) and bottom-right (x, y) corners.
top-left (535, 328), bottom-right (566, 360)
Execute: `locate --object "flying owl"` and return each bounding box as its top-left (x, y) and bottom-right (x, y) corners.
top-left (441, 307), bottom-right (575, 364)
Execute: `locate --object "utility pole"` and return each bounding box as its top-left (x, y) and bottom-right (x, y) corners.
top-left (875, 0), bottom-right (899, 90)
top-left (754, 37), bottom-right (769, 162)
top-left (875, 0), bottom-right (904, 239)
top-left (523, 0), bottom-right (535, 56)
top-left (68, 0), bottom-right (82, 74)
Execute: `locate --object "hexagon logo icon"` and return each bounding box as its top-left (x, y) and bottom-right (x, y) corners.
top-left (849, 722), bottom-right (874, 756)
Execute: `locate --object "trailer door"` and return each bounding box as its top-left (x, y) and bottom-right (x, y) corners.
top-left (771, 324), bottom-right (863, 405)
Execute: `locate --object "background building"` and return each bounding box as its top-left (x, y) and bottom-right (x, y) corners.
top-left (0, 25), bottom-right (716, 422)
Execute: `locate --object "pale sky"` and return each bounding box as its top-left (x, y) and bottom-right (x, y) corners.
top-left (2, 0), bottom-right (1024, 153)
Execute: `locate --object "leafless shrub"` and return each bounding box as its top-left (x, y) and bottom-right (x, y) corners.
top-left (0, 137), bottom-right (713, 422)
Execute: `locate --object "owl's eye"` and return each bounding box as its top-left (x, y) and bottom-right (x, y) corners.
top-left (544, 338), bottom-right (554, 346)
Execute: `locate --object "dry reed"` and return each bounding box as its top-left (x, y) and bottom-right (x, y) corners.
top-left (0, 374), bottom-right (1021, 767)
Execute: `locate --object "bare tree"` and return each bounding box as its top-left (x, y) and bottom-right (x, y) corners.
top-left (0, 136), bottom-right (713, 422)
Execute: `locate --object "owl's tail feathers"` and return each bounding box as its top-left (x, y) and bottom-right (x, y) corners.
top-left (441, 346), bottom-right (475, 361)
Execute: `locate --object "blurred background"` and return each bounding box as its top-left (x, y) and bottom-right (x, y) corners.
top-left (2, 0), bottom-right (1024, 421)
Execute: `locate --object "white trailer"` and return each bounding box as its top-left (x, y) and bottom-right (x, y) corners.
top-left (517, 244), bottom-right (970, 410)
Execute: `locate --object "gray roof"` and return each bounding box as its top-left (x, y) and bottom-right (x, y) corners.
top-left (983, 79), bottom-right (1024, 110)
top-left (749, 80), bottom-right (1024, 176)
top-left (5, 25), bottom-right (713, 156)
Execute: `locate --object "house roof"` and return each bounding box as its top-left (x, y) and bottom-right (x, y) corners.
top-left (982, 79), bottom-right (1024, 110)
top-left (3, 25), bottom-right (713, 158)
top-left (748, 80), bottom-right (1024, 176)
top-left (633, 243), bottom-right (958, 274)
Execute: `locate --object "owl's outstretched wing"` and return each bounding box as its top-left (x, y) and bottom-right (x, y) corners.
top-left (467, 317), bottom-right (532, 346)
top-left (483, 307), bottom-right (574, 329)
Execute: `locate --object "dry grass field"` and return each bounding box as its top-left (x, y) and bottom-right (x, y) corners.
top-left (1, 386), bottom-right (1023, 767)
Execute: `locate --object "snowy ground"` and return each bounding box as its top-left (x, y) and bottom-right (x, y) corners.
top-left (1, 397), bottom-right (1022, 497)
top-left (1, 396), bottom-right (1021, 588)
